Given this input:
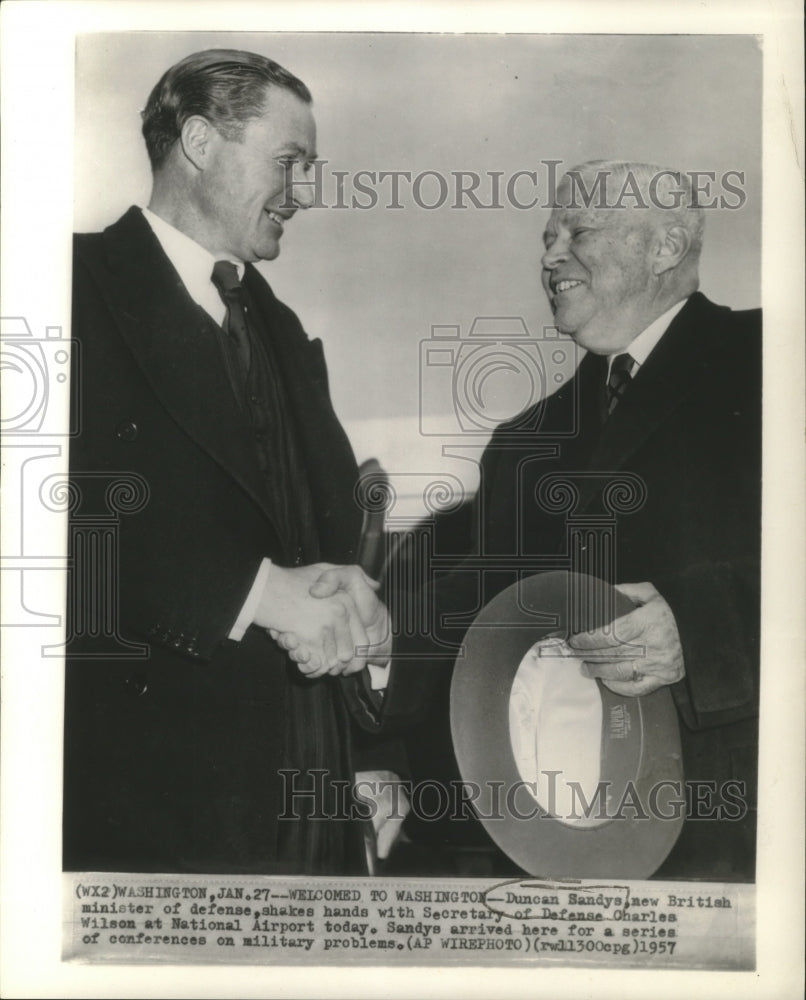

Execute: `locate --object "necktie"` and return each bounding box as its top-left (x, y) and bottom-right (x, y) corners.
top-left (210, 259), bottom-right (310, 565)
top-left (606, 352), bottom-right (634, 415)
top-left (211, 260), bottom-right (252, 395)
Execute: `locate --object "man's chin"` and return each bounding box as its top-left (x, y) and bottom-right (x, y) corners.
top-left (552, 311), bottom-right (580, 339)
top-left (254, 242), bottom-right (281, 263)
top-left (553, 317), bottom-right (608, 353)
top-left (568, 328), bottom-right (623, 356)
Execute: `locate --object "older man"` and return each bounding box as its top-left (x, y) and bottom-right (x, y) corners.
top-left (502, 162), bottom-right (760, 878)
top-left (324, 160), bottom-right (759, 879)
top-left (63, 49), bottom-right (389, 875)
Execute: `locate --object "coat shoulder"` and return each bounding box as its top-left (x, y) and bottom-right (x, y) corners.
top-left (681, 294), bottom-right (761, 386)
top-left (727, 305), bottom-right (762, 340)
top-left (696, 293), bottom-right (761, 340)
top-left (73, 229), bottom-right (106, 269)
top-left (243, 264), bottom-right (312, 338)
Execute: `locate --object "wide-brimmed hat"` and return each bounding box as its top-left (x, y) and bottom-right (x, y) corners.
top-left (449, 571), bottom-right (684, 878)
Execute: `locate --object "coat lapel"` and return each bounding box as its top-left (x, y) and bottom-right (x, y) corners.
top-left (243, 264), bottom-right (362, 562)
top-left (577, 293), bottom-right (725, 513)
top-left (94, 207), bottom-right (280, 530)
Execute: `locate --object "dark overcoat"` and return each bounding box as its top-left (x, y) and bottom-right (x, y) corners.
top-left (64, 207), bottom-right (366, 875)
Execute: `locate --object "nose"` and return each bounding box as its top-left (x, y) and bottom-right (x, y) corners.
top-left (541, 238), bottom-right (569, 272)
top-left (289, 161), bottom-right (317, 210)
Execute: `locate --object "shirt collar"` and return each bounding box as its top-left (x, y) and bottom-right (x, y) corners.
top-left (141, 207), bottom-right (244, 325)
top-left (606, 297), bottom-right (688, 378)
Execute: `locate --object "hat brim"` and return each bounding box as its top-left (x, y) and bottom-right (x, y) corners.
top-left (449, 571), bottom-right (684, 879)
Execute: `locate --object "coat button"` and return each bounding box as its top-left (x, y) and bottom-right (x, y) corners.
top-left (116, 420), bottom-right (139, 442)
top-left (123, 672), bottom-right (148, 697)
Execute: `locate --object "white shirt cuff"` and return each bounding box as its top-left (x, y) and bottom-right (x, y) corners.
top-left (228, 558), bottom-right (272, 641)
top-left (367, 662), bottom-right (391, 691)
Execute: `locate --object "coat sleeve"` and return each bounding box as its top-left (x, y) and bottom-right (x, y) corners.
top-left (346, 436), bottom-right (508, 736)
top-left (645, 312), bottom-right (762, 732)
top-left (655, 560), bottom-right (760, 730)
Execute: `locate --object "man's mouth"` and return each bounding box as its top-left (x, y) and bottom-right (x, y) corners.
top-left (552, 278), bottom-right (585, 294)
top-left (264, 209), bottom-right (287, 231)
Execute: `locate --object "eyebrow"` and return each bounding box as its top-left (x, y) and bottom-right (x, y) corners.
top-left (278, 142), bottom-right (318, 162)
top-left (545, 210), bottom-right (603, 233)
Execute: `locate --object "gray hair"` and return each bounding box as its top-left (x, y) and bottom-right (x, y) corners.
top-left (558, 160), bottom-right (705, 259)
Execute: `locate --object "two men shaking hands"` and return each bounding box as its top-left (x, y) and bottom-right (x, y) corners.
top-left (259, 563), bottom-right (391, 679)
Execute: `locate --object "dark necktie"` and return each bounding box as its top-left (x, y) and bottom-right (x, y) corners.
top-left (211, 260), bottom-right (252, 395)
top-left (606, 352), bottom-right (634, 415)
top-left (210, 259), bottom-right (311, 565)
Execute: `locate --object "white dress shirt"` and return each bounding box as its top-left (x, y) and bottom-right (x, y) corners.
top-left (605, 298), bottom-right (688, 381)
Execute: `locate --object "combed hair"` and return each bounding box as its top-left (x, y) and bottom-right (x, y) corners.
top-left (561, 159), bottom-right (705, 258)
top-left (141, 49), bottom-right (312, 170)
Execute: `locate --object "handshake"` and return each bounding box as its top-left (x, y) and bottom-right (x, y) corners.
top-left (254, 563), bottom-right (392, 678)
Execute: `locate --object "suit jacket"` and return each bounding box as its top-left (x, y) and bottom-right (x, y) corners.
top-left (379, 292), bottom-right (761, 880)
top-left (64, 207), bottom-right (366, 875)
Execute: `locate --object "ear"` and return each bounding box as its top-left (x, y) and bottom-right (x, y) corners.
top-left (178, 115), bottom-right (214, 171)
top-left (651, 224), bottom-right (692, 276)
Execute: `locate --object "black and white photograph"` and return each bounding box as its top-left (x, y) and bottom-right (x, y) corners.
top-left (1, 2), bottom-right (803, 998)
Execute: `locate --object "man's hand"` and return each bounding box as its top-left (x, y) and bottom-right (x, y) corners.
top-left (272, 565), bottom-right (392, 676)
top-left (310, 566), bottom-right (391, 664)
top-left (566, 582), bottom-right (685, 697)
top-left (254, 562), bottom-right (370, 678)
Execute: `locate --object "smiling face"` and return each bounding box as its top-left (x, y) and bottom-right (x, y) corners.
top-left (541, 187), bottom-right (663, 355)
top-left (192, 86), bottom-right (317, 262)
